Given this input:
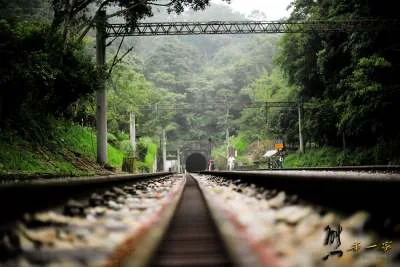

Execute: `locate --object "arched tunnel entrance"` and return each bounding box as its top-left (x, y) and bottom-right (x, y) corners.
top-left (185, 153), bottom-right (207, 172)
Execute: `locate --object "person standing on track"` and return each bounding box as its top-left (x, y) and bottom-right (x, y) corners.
top-left (227, 155), bottom-right (235, 170)
top-left (277, 149), bottom-right (285, 168)
top-left (208, 159), bottom-right (215, 171)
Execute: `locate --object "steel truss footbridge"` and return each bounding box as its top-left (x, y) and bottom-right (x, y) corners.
top-left (106, 19), bottom-right (400, 37)
top-left (94, 14), bottom-right (400, 164)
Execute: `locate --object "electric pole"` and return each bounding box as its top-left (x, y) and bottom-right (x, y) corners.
top-left (162, 129), bottom-right (167, 171)
top-left (298, 102), bottom-right (304, 153)
top-left (129, 112), bottom-right (136, 153)
top-left (265, 101), bottom-right (306, 153)
top-left (96, 10), bottom-right (107, 164)
top-left (153, 154), bottom-right (157, 173)
top-left (177, 148), bottom-right (181, 173)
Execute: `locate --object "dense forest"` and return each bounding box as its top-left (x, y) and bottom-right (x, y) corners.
top-left (278, 0), bottom-right (400, 164)
top-left (131, 1), bottom-right (400, 166)
top-left (105, 4), bottom-right (296, 168)
top-left (1, 0), bottom-right (399, 175)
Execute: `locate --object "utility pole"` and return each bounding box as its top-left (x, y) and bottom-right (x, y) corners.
top-left (226, 128), bottom-right (230, 153)
top-left (129, 112), bottom-right (136, 152)
top-left (162, 129), bottom-right (167, 171)
top-left (225, 128), bottom-right (230, 169)
top-left (177, 148), bottom-right (181, 173)
top-left (208, 138), bottom-right (213, 159)
top-left (342, 132), bottom-right (346, 159)
top-left (225, 101), bottom-right (230, 162)
top-left (298, 102), bottom-right (304, 153)
top-left (265, 101), bottom-right (307, 153)
top-left (153, 154), bottom-right (157, 173)
top-left (96, 10), bottom-right (107, 164)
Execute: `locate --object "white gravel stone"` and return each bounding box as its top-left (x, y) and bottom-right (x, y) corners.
top-left (194, 174), bottom-right (399, 267)
top-left (342, 211), bottom-right (370, 232)
top-left (3, 176), bottom-right (185, 267)
top-left (276, 206), bottom-right (312, 225)
top-left (268, 191), bottom-right (286, 208)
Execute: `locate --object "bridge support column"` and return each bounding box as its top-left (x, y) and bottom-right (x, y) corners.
top-left (96, 10), bottom-right (107, 164)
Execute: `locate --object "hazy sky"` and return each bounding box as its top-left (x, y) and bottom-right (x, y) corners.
top-left (212, 0), bottom-right (293, 20)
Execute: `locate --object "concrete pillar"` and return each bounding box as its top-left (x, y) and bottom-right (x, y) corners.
top-left (177, 148), bottom-right (181, 173)
top-left (298, 102), bottom-right (304, 153)
top-left (153, 154), bottom-right (157, 173)
top-left (96, 10), bottom-right (107, 164)
top-left (162, 129), bottom-right (167, 171)
top-left (129, 112), bottom-right (136, 152)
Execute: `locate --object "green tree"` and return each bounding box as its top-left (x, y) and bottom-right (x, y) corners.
top-left (276, 0), bottom-right (400, 160)
top-left (49, 0), bottom-right (230, 42)
top-left (238, 69), bottom-right (297, 143)
top-left (0, 21), bottom-right (100, 127)
top-left (107, 61), bottom-right (159, 134)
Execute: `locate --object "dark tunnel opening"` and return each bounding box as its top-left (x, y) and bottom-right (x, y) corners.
top-left (185, 153), bottom-right (207, 172)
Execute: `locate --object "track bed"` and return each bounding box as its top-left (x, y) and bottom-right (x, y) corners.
top-left (151, 176), bottom-right (232, 267)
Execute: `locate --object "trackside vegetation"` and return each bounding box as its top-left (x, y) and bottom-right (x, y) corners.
top-left (0, 121), bottom-right (124, 177)
top-left (1, 0), bottom-right (400, 176)
top-left (0, 0), bottom-right (230, 177)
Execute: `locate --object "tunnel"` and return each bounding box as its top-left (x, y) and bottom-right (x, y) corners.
top-left (185, 153), bottom-right (207, 172)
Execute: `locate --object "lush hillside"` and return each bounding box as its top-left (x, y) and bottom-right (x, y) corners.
top-left (0, 120), bottom-right (124, 178)
top-left (2, 0), bottom-right (399, 174)
top-left (132, 4), bottom-right (285, 145)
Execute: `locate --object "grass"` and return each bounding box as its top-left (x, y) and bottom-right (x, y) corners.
top-left (58, 124), bottom-right (97, 157)
top-left (59, 123), bottom-right (124, 167)
top-left (211, 145), bottom-right (228, 170)
top-left (213, 135), bottom-right (399, 169)
top-left (283, 147), bottom-right (378, 167)
top-left (108, 145), bottom-right (125, 167)
top-left (0, 137), bottom-right (82, 176)
top-left (0, 120), bottom-right (125, 177)
top-left (284, 147), bottom-right (341, 167)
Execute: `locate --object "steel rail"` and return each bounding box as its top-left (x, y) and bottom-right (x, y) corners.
top-left (235, 165), bottom-right (400, 172)
top-left (106, 20), bottom-right (400, 37)
top-left (0, 172), bottom-right (173, 223)
top-left (201, 169), bottom-right (400, 181)
top-left (0, 172), bottom-right (171, 187)
top-left (198, 170), bottom-right (400, 215)
top-left (150, 175), bottom-right (233, 267)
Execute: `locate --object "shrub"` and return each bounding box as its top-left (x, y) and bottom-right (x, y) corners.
top-left (0, 20), bottom-right (101, 129)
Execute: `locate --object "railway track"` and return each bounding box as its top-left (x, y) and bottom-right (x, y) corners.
top-left (235, 165), bottom-right (400, 172)
top-left (0, 172), bottom-right (173, 223)
top-left (0, 173), bottom-right (234, 267)
top-left (0, 172), bottom-right (185, 266)
top-left (150, 176), bottom-right (232, 267)
top-left (1, 168), bottom-right (399, 266)
top-left (199, 169), bottom-right (400, 213)
top-left (196, 169), bottom-right (400, 266)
